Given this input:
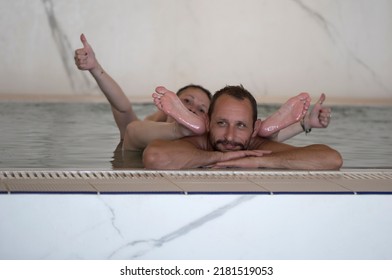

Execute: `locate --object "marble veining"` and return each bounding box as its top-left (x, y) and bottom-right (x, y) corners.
top-left (41, 0), bottom-right (93, 92)
top-left (108, 195), bottom-right (255, 259)
top-left (98, 196), bottom-right (124, 239)
top-left (291, 0), bottom-right (390, 95)
top-left (292, 0), bottom-right (337, 42)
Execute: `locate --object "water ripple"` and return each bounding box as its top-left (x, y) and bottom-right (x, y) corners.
top-left (0, 103), bottom-right (391, 168)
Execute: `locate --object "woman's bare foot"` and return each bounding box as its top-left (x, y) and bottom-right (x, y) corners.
top-left (259, 92), bottom-right (311, 137)
top-left (153, 86), bottom-right (206, 135)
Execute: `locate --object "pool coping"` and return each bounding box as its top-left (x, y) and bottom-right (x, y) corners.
top-left (1, 168), bottom-right (391, 195)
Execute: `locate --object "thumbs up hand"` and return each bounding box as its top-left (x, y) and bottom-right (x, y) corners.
top-left (74, 33), bottom-right (98, 71)
top-left (307, 93), bottom-right (332, 129)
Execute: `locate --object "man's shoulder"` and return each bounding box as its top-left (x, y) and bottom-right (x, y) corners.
top-left (182, 135), bottom-right (211, 150)
top-left (248, 136), bottom-right (271, 150)
top-left (249, 136), bottom-right (294, 152)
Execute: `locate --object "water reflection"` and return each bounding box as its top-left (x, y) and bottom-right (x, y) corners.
top-left (111, 141), bottom-right (144, 169)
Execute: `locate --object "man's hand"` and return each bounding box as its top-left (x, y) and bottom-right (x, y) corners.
top-left (220, 149), bottom-right (271, 161)
top-left (209, 149), bottom-right (271, 168)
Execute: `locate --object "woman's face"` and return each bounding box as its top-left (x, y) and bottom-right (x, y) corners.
top-left (178, 88), bottom-right (211, 118)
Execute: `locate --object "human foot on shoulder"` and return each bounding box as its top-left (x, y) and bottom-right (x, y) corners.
top-left (258, 92), bottom-right (311, 137)
top-left (153, 86), bottom-right (206, 135)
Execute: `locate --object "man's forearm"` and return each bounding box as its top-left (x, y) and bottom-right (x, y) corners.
top-left (257, 144), bottom-right (342, 170)
top-left (215, 141), bottom-right (343, 170)
top-left (143, 139), bottom-right (223, 169)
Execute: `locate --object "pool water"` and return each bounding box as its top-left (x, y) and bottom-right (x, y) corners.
top-left (0, 102), bottom-right (391, 169)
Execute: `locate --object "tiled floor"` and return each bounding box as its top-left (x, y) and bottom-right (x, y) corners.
top-left (1, 169), bottom-right (391, 195)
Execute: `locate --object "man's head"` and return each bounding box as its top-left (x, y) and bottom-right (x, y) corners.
top-left (207, 85), bottom-right (259, 152)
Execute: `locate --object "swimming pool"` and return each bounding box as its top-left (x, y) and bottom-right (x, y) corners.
top-left (1, 102), bottom-right (392, 261)
top-left (0, 102), bottom-right (391, 169)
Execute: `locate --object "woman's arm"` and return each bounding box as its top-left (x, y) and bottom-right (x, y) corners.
top-left (75, 34), bottom-right (132, 113)
top-left (74, 34), bottom-right (138, 139)
top-left (268, 93), bottom-right (332, 142)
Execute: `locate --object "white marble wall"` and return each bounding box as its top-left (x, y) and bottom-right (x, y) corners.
top-left (0, 0), bottom-right (391, 102)
top-left (1, 194), bottom-right (392, 259)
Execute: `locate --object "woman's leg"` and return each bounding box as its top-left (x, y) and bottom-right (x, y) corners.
top-left (123, 120), bottom-right (195, 151)
top-left (258, 92), bottom-right (311, 137)
top-left (123, 86), bottom-right (208, 151)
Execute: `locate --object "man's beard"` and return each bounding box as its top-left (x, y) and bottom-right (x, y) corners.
top-left (211, 139), bottom-right (246, 151)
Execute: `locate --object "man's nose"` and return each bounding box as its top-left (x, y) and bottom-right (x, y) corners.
top-left (224, 126), bottom-right (235, 140)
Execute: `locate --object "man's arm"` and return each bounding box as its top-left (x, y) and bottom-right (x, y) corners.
top-left (214, 140), bottom-right (343, 170)
top-left (143, 138), bottom-right (270, 169)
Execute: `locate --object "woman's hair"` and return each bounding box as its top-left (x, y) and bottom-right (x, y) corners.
top-left (176, 84), bottom-right (212, 100)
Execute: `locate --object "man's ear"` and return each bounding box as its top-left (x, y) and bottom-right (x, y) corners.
top-left (252, 119), bottom-right (262, 137)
